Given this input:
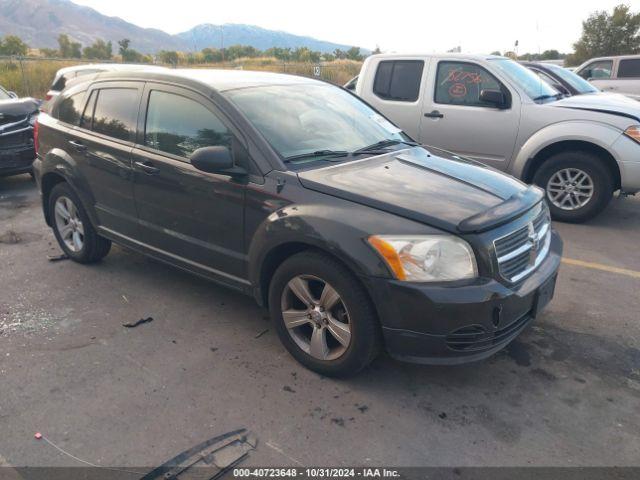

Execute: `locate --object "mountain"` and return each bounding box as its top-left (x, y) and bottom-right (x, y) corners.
top-left (0, 0), bottom-right (363, 54)
top-left (177, 24), bottom-right (358, 54)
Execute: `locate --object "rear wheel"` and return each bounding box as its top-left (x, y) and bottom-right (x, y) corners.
top-left (49, 183), bottom-right (111, 263)
top-left (533, 151), bottom-right (613, 223)
top-left (268, 251), bottom-right (381, 377)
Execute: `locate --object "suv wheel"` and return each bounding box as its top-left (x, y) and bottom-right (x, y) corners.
top-left (49, 183), bottom-right (111, 263)
top-left (533, 151), bottom-right (613, 223)
top-left (268, 251), bottom-right (381, 377)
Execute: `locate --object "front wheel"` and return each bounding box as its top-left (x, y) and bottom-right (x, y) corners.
top-left (533, 151), bottom-right (614, 223)
top-left (268, 251), bottom-right (381, 377)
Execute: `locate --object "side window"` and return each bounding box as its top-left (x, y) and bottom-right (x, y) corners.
top-left (57, 92), bottom-right (85, 125)
top-left (373, 60), bottom-right (424, 102)
top-left (144, 90), bottom-right (232, 158)
top-left (435, 61), bottom-right (502, 107)
top-left (578, 60), bottom-right (613, 80)
top-left (618, 59), bottom-right (640, 78)
top-left (91, 88), bottom-right (138, 141)
top-left (79, 90), bottom-right (96, 130)
top-left (52, 72), bottom-right (75, 91)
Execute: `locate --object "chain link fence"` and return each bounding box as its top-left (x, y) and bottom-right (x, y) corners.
top-left (0, 56), bottom-right (362, 99)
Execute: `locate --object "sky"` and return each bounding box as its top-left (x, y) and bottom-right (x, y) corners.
top-left (71, 0), bottom-right (637, 54)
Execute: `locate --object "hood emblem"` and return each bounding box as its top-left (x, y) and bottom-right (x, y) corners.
top-left (527, 223), bottom-right (540, 264)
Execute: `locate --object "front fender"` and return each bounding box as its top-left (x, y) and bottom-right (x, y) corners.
top-left (512, 120), bottom-right (622, 179)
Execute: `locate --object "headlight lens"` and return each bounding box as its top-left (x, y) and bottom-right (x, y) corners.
top-left (624, 125), bottom-right (640, 144)
top-left (367, 235), bottom-right (477, 282)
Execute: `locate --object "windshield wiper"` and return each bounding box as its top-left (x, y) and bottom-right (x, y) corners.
top-left (352, 139), bottom-right (419, 155)
top-left (283, 149), bottom-right (349, 163)
top-left (533, 93), bottom-right (564, 102)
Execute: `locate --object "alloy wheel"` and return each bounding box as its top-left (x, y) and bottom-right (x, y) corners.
top-left (54, 196), bottom-right (84, 252)
top-left (546, 168), bottom-right (594, 211)
top-left (280, 275), bottom-right (352, 361)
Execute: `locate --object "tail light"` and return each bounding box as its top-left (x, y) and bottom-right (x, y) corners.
top-left (33, 117), bottom-right (39, 156)
top-left (45, 94), bottom-right (52, 101)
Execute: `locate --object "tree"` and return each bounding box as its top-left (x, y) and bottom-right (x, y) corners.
top-left (571, 4), bottom-right (640, 65)
top-left (201, 47), bottom-right (224, 63)
top-left (58, 34), bottom-right (81, 58)
top-left (83, 39), bottom-right (112, 60)
top-left (158, 50), bottom-right (179, 65)
top-left (346, 47), bottom-right (363, 61)
top-left (540, 49), bottom-right (561, 60)
top-left (372, 45), bottom-right (382, 55)
top-left (0, 35), bottom-right (29, 56)
top-left (39, 47), bottom-right (59, 57)
top-left (490, 50), bottom-right (502, 56)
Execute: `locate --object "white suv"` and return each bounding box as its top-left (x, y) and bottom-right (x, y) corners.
top-left (353, 53), bottom-right (640, 222)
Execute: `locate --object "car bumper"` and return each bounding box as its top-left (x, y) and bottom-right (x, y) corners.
top-left (364, 230), bottom-right (563, 365)
top-left (0, 145), bottom-right (35, 176)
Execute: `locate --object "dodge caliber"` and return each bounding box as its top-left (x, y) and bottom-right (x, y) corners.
top-left (33, 69), bottom-right (563, 376)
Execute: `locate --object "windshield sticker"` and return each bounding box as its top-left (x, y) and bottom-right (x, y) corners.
top-left (370, 113), bottom-right (402, 134)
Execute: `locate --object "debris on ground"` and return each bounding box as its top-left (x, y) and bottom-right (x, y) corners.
top-left (34, 432), bottom-right (42, 440)
top-left (355, 404), bottom-right (369, 413)
top-left (47, 253), bottom-right (69, 262)
top-left (122, 317), bottom-right (154, 328)
top-left (254, 328), bottom-right (269, 339)
top-left (140, 428), bottom-right (256, 479)
top-left (0, 230), bottom-right (20, 244)
top-left (283, 385), bottom-right (295, 393)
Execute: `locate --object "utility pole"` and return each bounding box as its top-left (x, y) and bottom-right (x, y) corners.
top-left (221, 26), bottom-right (225, 63)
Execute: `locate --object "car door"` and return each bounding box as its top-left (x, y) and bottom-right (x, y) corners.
top-left (418, 60), bottom-right (520, 171)
top-left (614, 58), bottom-right (640, 98)
top-left (131, 83), bottom-right (248, 284)
top-left (64, 82), bottom-right (142, 236)
top-left (576, 59), bottom-right (614, 92)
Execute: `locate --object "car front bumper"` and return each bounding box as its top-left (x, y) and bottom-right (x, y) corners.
top-left (364, 230), bottom-right (563, 365)
top-left (0, 126), bottom-right (35, 176)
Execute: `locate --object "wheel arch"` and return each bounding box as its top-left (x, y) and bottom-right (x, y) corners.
top-left (522, 140), bottom-right (621, 190)
top-left (41, 171), bottom-right (68, 226)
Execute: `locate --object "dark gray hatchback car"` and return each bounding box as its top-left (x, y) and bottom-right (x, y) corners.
top-left (34, 69), bottom-right (562, 376)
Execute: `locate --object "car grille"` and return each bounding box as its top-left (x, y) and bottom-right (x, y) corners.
top-left (494, 204), bottom-right (551, 283)
top-left (0, 114), bottom-right (27, 127)
top-left (445, 311), bottom-right (532, 352)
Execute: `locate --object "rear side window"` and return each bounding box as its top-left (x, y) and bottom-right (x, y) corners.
top-left (618, 59), bottom-right (640, 78)
top-left (373, 60), bottom-right (424, 102)
top-left (91, 88), bottom-right (138, 141)
top-left (57, 92), bottom-right (85, 125)
top-left (144, 90), bottom-right (231, 158)
top-left (435, 61), bottom-right (502, 107)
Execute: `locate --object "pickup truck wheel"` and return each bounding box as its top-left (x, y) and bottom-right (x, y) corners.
top-left (533, 151), bottom-right (613, 223)
top-left (49, 183), bottom-right (111, 263)
top-left (268, 251), bottom-right (381, 377)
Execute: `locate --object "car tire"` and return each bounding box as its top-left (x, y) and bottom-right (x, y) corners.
top-left (268, 251), bottom-right (381, 377)
top-left (533, 150), bottom-right (613, 223)
top-left (48, 182), bottom-right (111, 263)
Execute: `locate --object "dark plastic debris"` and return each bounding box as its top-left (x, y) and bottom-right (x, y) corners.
top-left (123, 317), bottom-right (153, 328)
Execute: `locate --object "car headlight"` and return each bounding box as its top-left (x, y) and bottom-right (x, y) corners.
top-left (367, 235), bottom-right (477, 282)
top-left (624, 125), bottom-right (640, 144)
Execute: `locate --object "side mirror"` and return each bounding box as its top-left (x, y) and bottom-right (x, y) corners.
top-left (190, 146), bottom-right (246, 176)
top-left (8, 91), bottom-right (18, 99)
top-left (480, 89), bottom-right (507, 108)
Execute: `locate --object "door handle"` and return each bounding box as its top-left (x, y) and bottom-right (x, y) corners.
top-left (135, 161), bottom-right (160, 175)
top-left (424, 110), bottom-right (444, 119)
top-left (68, 140), bottom-right (87, 152)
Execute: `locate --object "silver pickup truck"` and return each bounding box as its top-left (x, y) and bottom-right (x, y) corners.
top-left (353, 53), bottom-right (640, 222)
top-left (575, 55), bottom-right (640, 100)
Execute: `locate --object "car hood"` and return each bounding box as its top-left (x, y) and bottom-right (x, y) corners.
top-left (297, 147), bottom-right (542, 234)
top-left (0, 97), bottom-right (40, 125)
top-left (551, 93), bottom-right (640, 122)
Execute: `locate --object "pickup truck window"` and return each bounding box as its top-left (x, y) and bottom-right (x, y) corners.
top-left (144, 90), bottom-right (231, 158)
top-left (57, 92), bottom-right (86, 125)
top-left (618, 59), bottom-right (640, 78)
top-left (435, 61), bottom-right (501, 107)
top-left (91, 88), bottom-right (138, 142)
top-left (373, 60), bottom-right (424, 102)
top-left (578, 60), bottom-right (613, 80)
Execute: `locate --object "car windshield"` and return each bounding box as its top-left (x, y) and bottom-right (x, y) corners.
top-left (545, 64), bottom-right (599, 94)
top-left (0, 87), bottom-right (11, 100)
top-left (489, 58), bottom-right (560, 101)
top-left (224, 83), bottom-right (408, 165)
